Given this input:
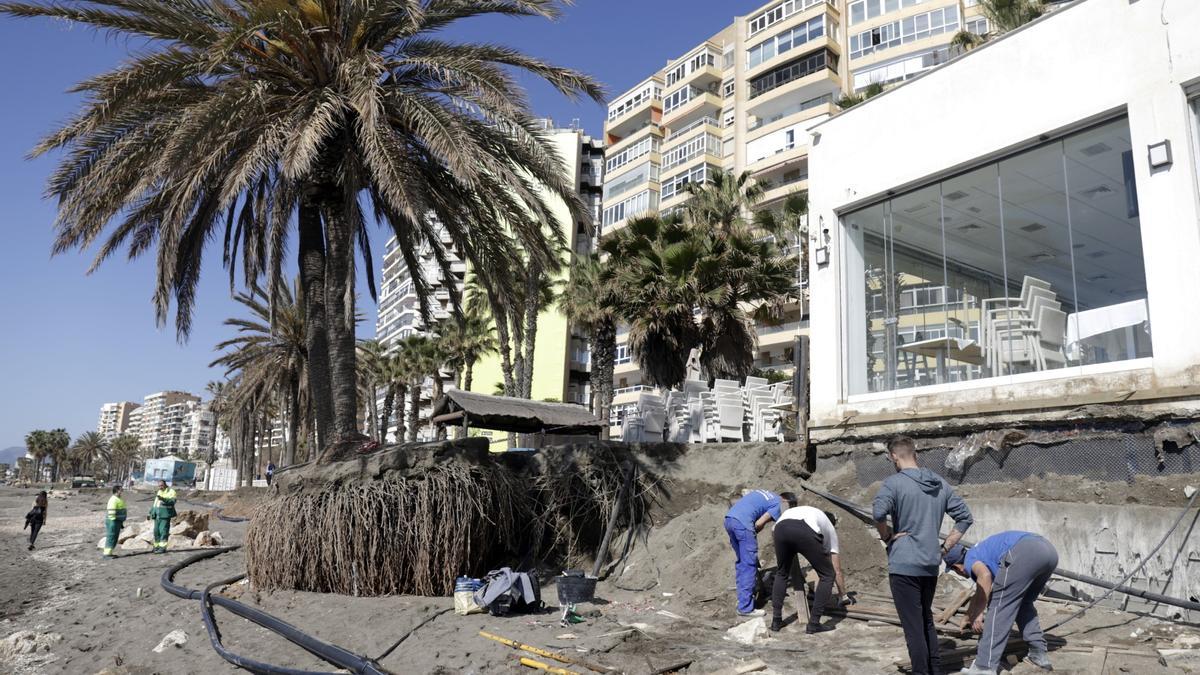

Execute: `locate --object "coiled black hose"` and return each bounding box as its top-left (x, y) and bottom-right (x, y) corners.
top-left (161, 546), bottom-right (388, 675)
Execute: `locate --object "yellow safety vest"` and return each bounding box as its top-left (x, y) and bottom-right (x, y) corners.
top-left (152, 488), bottom-right (178, 518)
top-left (106, 495), bottom-right (127, 521)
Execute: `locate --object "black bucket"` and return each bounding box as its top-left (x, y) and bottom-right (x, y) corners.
top-left (556, 571), bottom-right (597, 605)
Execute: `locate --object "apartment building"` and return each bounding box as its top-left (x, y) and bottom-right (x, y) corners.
top-left (374, 120), bottom-right (604, 442)
top-left (133, 391), bottom-right (215, 459)
top-left (96, 401), bottom-right (140, 439)
top-left (600, 0), bottom-right (996, 426)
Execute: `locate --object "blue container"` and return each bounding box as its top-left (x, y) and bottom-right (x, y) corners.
top-left (454, 576), bottom-right (482, 593)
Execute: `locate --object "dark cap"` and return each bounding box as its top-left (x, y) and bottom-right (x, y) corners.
top-left (942, 544), bottom-right (967, 567)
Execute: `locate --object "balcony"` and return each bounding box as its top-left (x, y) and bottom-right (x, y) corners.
top-left (661, 87), bottom-right (723, 129)
top-left (606, 99), bottom-right (662, 144)
top-left (613, 385), bottom-right (653, 404)
top-left (757, 319), bottom-right (806, 347)
top-left (663, 46), bottom-right (723, 98)
top-left (746, 51), bottom-right (841, 121)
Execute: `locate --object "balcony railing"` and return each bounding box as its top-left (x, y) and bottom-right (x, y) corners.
top-left (614, 385), bottom-right (653, 397)
top-left (667, 115), bottom-right (721, 139)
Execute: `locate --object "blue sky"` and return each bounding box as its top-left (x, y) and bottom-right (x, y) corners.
top-left (0, 1), bottom-right (766, 449)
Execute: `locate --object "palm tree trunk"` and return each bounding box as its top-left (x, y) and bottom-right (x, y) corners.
top-left (285, 374), bottom-right (300, 467)
top-left (319, 193), bottom-right (360, 446)
top-left (432, 374), bottom-right (446, 440)
top-left (394, 382), bottom-right (408, 442)
top-left (464, 360), bottom-right (475, 392)
top-left (486, 288), bottom-right (517, 395)
top-left (298, 200), bottom-right (334, 452)
top-left (594, 319), bottom-right (617, 440)
top-left (406, 384), bottom-right (420, 443)
top-left (520, 265), bottom-right (542, 399)
top-left (367, 381), bottom-right (379, 442)
top-left (380, 383), bottom-right (396, 443)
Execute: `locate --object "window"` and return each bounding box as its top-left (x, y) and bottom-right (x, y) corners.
top-left (664, 86), bottom-right (700, 114)
top-left (748, 49), bottom-right (837, 99)
top-left (845, 117), bottom-right (1151, 394)
top-left (850, 5), bottom-right (959, 59)
top-left (851, 48), bottom-right (950, 91)
top-left (966, 16), bottom-right (987, 35)
top-left (606, 136), bottom-right (660, 173)
top-left (662, 133), bottom-right (723, 170)
top-left (661, 163), bottom-right (718, 199)
top-left (748, 0), bottom-right (833, 36)
top-left (603, 161), bottom-right (660, 200)
top-left (608, 83), bottom-right (662, 121)
top-left (615, 344), bottom-right (632, 365)
top-left (747, 15), bottom-right (827, 69)
top-left (848, 0), bottom-right (930, 25)
top-left (666, 50), bottom-right (716, 86)
top-left (603, 190), bottom-right (659, 227)
top-left (722, 79), bottom-right (735, 98)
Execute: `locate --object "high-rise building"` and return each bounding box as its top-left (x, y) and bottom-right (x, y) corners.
top-left (136, 391), bottom-right (202, 458)
top-left (374, 120), bottom-right (604, 441)
top-left (600, 0), bottom-right (999, 425)
top-left (97, 401), bottom-right (140, 439)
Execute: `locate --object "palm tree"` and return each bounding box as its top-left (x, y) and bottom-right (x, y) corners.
top-left (836, 82), bottom-right (885, 109)
top-left (601, 214), bottom-right (705, 389)
top-left (437, 311), bottom-right (497, 393)
top-left (212, 280), bottom-right (307, 466)
top-left (110, 434), bottom-right (141, 482)
top-left (683, 169), bottom-right (764, 236)
top-left (44, 429), bottom-right (71, 482)
top-left (357, 339), bottom-right (386, 442)
top-left (979, 0), bottom-right (1044, 32)
top-left (755, 191), bottom-right (810, 290)
top-left (4, 1), bottom-right (605, 460)
top-left (70, 431), bottom-right (109, 478)
top-left (24, 430), bottom-right (48, 482)
top-left (951, 0), bottom-right (1044, 53)
top-left (557, 255), bottom-right (618, 436)
top-left (377, 349), bottom-right (414, 444)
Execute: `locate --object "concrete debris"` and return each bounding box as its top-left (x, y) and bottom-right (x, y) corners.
top-left (709, 659), bottom-right (769, 675)
top-left (724, 617), bottom-right (767, 646)
top-left (117, 524), bottom-right (140, 544)
top-left (210, 531), bottom-right (223, 545)
top-left (944, 429), bottom-right (1027, 478)
top-left (1186, 486), bottom-right (1197, 499)
top-left (0, 631), bottom-right (62, 657)
top-left (193, 531), bottom-right (215, 548)
top-left (1173, 633), bottom-right (1200, 649)
top-left (152, 630), bottom-right (187, 654)
top-left (122, 538), bottom-right (152, 552)
top-left (166, 534), bottom-right (192, 550)
top-left (1157, 648), bottom-right (1200, 670)
top-left (1151, 423), bottom-right (1200, 458)
top-left (169, 511), bottom-right (209, 538)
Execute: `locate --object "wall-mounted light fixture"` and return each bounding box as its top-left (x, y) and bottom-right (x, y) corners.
top-left (814, 215), bottom-right (830, 267)
top-left (1147, 140), bottom-right (1172, 169)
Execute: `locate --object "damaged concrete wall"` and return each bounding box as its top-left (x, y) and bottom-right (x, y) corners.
top-left (966, 499), bottom-right (1200, 621)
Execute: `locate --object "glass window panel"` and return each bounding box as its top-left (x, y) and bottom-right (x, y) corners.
top-left (997, 140), bottom-right (1077, 374)
top-left (846, 203), bottom-right (891, 394)
top-left (915, 13), bottom-right (929, 31)
top-left (1062, 118), bottom-right (1151, 364)
top-left (888, 185), bottom-right (949, 389)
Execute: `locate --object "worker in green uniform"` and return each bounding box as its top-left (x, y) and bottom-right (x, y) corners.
top-left (149, 479), bottom-right (177, 554)
top-left (103, 485), bottom-right (126, 559)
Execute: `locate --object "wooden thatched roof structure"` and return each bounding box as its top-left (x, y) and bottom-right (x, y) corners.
top-left (431, 390), bottom-right (605, 436)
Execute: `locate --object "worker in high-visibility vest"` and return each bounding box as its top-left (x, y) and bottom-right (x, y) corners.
top-left (103, 486), bottom-right (127, 559)
top-left (148, 480), bottom-right (177, 554)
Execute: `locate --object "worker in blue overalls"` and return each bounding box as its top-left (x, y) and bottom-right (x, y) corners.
top-left (723, 489), bottom-right (797, 617)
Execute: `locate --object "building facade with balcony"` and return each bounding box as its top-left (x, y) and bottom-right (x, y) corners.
top-left (97, 401), bottom-right (140, 439)
top-left (598, 0), bottom-right (1019, 425)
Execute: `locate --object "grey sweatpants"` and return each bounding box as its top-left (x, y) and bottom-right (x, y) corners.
top-left (976, 535), bottom-right (1059, 671)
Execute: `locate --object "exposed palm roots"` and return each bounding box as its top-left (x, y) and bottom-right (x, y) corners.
top-left (244, 446), bottom-right (658, 596)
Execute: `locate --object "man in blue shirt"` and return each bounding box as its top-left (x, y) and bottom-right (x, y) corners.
top-left (724, 489), bottom-right (797, 616)
top-left (943, 531), bottom-right (1059, 674)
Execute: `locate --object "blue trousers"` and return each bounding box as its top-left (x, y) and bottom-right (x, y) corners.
top-left (724, 516), bottom-right (758, 613)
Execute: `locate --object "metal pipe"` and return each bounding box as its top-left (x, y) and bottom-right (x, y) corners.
top-left (800, 483), bottom-right (1200, 613)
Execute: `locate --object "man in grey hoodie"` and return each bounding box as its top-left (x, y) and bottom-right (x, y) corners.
top-left (873, 436), bottom-right (974, 675)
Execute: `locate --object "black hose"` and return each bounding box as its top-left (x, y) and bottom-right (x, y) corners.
top-left (162, 547), bottom-right (389, 675)
top-left (800, 482), bottom-right (1200, 614)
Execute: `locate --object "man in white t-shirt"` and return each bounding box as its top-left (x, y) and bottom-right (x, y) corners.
top-left (770, 505), bottom-right (848, 634)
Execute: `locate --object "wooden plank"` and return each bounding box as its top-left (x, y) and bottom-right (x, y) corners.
top-left (936, 589), bottom-right (973, 625)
